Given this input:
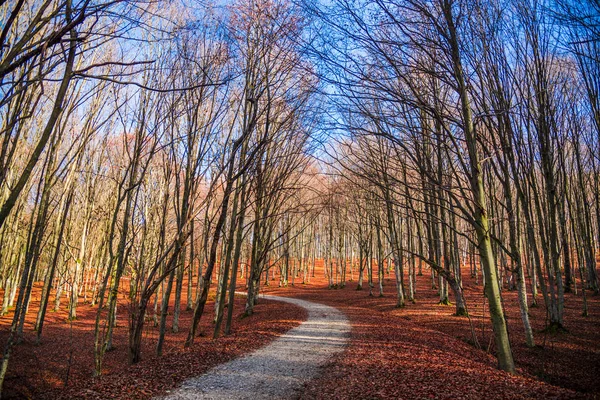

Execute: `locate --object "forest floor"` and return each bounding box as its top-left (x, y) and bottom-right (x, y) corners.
top-left (1, 262), bottom-right (599, 399)
top-left (261, 263), bottom-right (600, 399)
top-left (0, 283), bottom-right (306, 399)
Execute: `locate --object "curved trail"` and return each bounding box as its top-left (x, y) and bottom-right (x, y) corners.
top-left (160, 294), bottom-right (350, 400)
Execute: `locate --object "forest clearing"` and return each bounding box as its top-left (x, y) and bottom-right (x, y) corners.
top-left (1, 0), bottom-right (600, 398)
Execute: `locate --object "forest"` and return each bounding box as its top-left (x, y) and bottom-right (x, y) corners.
top-left (0, 0), bottom-right (599, 398)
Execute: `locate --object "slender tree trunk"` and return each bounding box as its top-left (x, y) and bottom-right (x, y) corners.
top-left (443, 0), bottom-right (514, 372)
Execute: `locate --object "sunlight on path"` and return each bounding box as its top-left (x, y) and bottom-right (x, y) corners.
top-left (159, 295), bottom-right (350, 399)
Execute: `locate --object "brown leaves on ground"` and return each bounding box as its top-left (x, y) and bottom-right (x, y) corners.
top-left (263, 265), bottom-right (600, 399)
top-left (2, 263), bottom-right (599, 399)
top-left (0, 286), bottom-right (306, 399)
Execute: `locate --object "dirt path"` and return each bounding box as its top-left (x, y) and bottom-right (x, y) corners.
top-left (160, 294), bottom-right (350, 399)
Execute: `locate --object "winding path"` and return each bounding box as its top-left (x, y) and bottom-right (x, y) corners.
top-left (160, 294), bottom-right (350, 399)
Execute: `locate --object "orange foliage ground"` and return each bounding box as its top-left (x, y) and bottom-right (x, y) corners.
top-left (1, 260), bottom-right (599, 399)
top-left (0, 280), bottom-right (306, 399)
top-left (262, 261), bottom-right (600, 399)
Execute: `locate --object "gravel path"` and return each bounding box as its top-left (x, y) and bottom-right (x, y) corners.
top-left (160, 294), bottom-right (350, 400)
